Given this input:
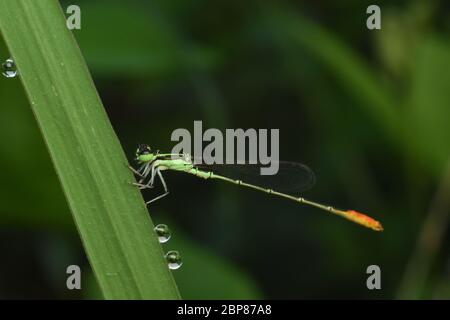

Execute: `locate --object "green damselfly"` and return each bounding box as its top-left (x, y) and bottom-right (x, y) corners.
top-left (129, 144), bottom-right (383, 231)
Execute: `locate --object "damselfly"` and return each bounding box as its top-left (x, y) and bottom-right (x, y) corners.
top-left (129, 144), bottom-right (383, 231)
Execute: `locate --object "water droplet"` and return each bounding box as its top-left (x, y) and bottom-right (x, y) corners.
top-left (154, 224), bottom-right (171, 243)
top-left (2, 58), bottom-right (17, 78)
top-left (165, 250), bottom-right (182, 270)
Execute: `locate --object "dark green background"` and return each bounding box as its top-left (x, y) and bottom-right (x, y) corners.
top-left (0, 0), bottom-right (449, 299)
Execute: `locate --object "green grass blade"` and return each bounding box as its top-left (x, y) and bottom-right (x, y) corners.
top-left (0, 0), bottom-right (180, 299)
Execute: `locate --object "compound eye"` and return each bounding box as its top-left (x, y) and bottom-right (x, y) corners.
top-left (137, 144), bottom-right (151, 155)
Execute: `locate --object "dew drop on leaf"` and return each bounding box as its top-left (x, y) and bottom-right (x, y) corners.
top-left (165, 250), bottom-right (182, 270)
top-left (2, 58), bottom-right (17, 78)
top-left (154, 224), bottom-right (171, 243)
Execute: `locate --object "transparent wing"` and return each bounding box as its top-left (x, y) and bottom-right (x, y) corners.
top-left (195, 161), bottom-right (316, 194)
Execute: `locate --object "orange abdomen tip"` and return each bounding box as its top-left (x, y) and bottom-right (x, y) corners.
top-left (345, 210), bottom-right (384, 232)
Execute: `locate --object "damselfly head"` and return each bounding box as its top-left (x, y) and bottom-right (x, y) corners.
top-left (135, 144), bottom-right (153, 162)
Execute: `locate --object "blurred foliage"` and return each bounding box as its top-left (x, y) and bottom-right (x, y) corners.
top-left (0, 0), bottom-right (449, 299)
